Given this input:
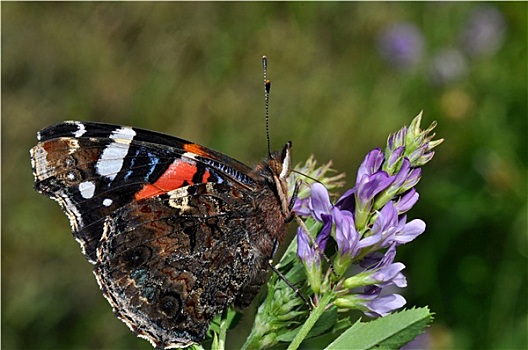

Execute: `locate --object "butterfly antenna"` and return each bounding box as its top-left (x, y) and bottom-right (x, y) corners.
top-left (263, 55), bottom-right (272, 158)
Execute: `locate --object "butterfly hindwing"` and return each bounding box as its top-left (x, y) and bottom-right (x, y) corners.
top-left (94, 182), bottom-right (262, 347)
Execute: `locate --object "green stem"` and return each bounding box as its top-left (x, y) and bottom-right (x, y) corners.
top-left (217, 316), bottom-right (227, 350)
top-left (286, 292), bottom-right (334, 350)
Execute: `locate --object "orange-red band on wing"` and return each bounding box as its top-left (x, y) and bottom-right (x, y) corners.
top-left (135, 160), bottom-right (210, 200)
top-left (183, 143), bottom-right (216, 158)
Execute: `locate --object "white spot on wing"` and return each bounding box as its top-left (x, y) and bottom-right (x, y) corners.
top-left (74, 122), bottom-right (86, 137)
top-left (30, 145), bottom-right (48, 178)
top-left (79, 181), bottom-right (96, 199)
top-left (66, 172), bottom-right (77, 181)
top-left (167, 187), bottom-right (191, 210)
top-left (182, 152), bottom-right (197, 160)
top-left (102, 198), bottom-right (113, 207)
top-left (95, 127), bottom-right (136, 182)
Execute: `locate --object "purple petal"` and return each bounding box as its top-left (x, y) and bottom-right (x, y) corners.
top-left (387, 146), bottom-right (405, 169)
top-left (357, 233), bottom-right (383, 249)
top-left (379, 243), bottom-right (397, 267)
top-left (296, 227), bottom-right (315, 265)
top-left (393, 219), bottom-right (426, 244)
top-left (335, 187), bottom-right (356, 212)
top-left (372, 202), bottom-right (399, 236)
top-left (388, 127), bottom-right (407, 150)
top-left (333, 208), bottom-right (359, 257)
top-left (392, 158), bottom-right (411, 188)
top-left (392, 272), bottom-right (408, 288)
top-left (404, 167), bottom-right (422, 189)
top-left (363, 285), bottom-right (382, 296)
top-left (371, 262), bottom-right (406, 284)
top-left (356, 172), bottom-right (395, 204)
top-left (309, 183), bottom-right (332, 221)
top-left (395, 189), bottom-right (419, 213)
top-left (364, 294), bottom-right (407, 317)
top-left (292, 197), bottom-right (311, 216)
top-left (416, 150), bottom-right (435, 166)
top-left (316, 214), bottom-right (333, 252)
top-left (356, 148), bottom-right (384, 182)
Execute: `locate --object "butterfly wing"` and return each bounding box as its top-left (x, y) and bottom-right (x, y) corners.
top-left (31, 121), bottom-right (256, 263)
top-left (95, 182), bottom-right (261, 347)
top-left (30, 121), bottom-right (284, 348)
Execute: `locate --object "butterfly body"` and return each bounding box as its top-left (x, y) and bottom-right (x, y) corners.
top-left (30, 121), bottom-right (292, 348)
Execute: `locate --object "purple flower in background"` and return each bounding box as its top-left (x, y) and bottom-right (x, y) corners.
top-left (461, 5), bottom-right (506, 57)
top-left (401, 331), bottom-right (430, 350)
top-left (378, 23), bottom-right (424, 69)
top-left (429, 48), bottom-right (468, 85)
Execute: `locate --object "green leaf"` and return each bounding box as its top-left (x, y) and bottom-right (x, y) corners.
top-left (333, 316), bottom-right (354, 333)
top-left (326, 307), bottom-right (434, 350)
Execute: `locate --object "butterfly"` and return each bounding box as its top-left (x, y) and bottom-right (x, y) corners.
top-left (30, 119), bottom-right (293, 348)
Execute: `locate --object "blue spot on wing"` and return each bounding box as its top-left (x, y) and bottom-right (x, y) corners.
top-left (145, 151), bottom-right (160, 180)
top-left (124, 148), bottom-right (161, 182)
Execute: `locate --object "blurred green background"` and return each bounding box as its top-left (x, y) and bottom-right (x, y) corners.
top-left (2, 2), bottom-right (526, 349)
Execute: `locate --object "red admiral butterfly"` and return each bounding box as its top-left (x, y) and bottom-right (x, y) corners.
top-left (30, 61), bottom-right (293, 349)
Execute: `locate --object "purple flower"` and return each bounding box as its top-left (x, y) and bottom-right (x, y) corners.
top-left (391, 158), bottom-right (412, 189)
top-left (369, 201), bottom-right (426, 248)
top-left (355, 150), bottom-right (395, 202)
top-left (292, 114), bottom-right (439, 322)
top-left (305, 183), bottom-right (360, 258)
top-left (378, 23), bottom-right (425, 69)
top-left (460, 5), bottom-right (506, 57)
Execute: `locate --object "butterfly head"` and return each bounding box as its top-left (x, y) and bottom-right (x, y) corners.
top-left (265, 141), bottom-right (292, 182)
